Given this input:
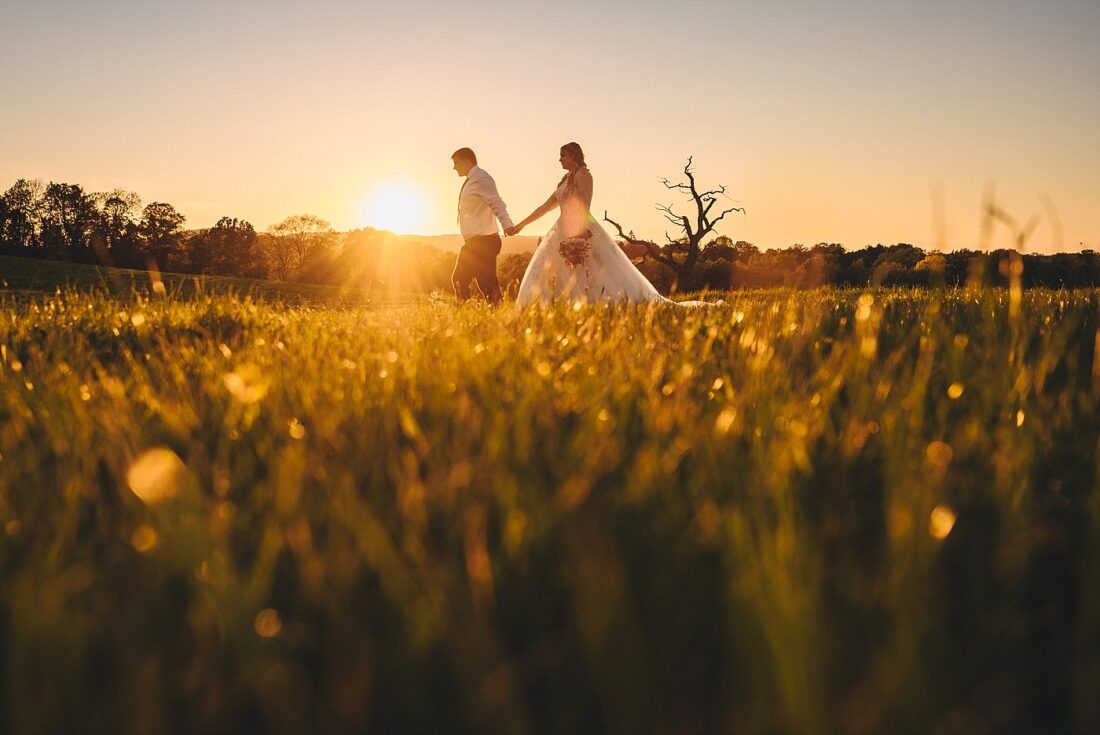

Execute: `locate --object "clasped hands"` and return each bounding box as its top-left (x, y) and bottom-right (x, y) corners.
top-left (504, 224), bottom-right (523, 237)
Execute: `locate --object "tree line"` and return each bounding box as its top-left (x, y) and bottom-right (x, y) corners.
top-left (617, 239), bottom-right (1100, 293)
top-left (3, 178), bottom-right (1098, 296)
top-left (0, 178), bottom-right (458, 293)
top-left (0, 178), bottom-right (349, 279)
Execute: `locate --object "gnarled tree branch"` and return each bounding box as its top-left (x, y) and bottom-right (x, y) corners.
top-left (603, 211), bottom-right (677, 268)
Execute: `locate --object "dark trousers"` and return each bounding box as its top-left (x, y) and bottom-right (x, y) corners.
top-left (452, 233), bottom-right (502, 304)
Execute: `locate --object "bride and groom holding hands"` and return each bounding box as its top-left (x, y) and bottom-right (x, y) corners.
top-left (451, 143), bottom-right (717, 307)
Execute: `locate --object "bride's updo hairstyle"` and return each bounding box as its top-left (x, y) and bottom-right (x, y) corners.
top-left (559, 142), bottom-right (588, 191)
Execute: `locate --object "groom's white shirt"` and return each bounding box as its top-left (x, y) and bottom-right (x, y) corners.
top-left (458, 165), bottom-right (513, 239)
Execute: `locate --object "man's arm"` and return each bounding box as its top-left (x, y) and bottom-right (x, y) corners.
top-left (471, 172), bottom-right (514, 231)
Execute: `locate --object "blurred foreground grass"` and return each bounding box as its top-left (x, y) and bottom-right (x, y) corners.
top-left (1, 286), bottom-right (1098, 734)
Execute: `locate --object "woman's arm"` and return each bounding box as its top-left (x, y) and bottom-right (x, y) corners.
top-left (573, 169), bottom-right (593, 211)
top-left (506, 192), bottom-right (559, 235)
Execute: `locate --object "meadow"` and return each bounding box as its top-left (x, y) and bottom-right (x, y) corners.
top-left (0, 254), bottom-right (415, 305)
top-left (1, 275), bottom-right (1098, 734)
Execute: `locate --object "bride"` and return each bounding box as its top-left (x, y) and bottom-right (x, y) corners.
top-left (507, 143), bottom-right (719, 306)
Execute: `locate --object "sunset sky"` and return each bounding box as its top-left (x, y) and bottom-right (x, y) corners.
top-left (2, 0), bottom-right (1097, 252)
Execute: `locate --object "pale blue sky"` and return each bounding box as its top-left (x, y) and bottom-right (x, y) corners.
top-left (2, 0), bottom-right (1097, 249)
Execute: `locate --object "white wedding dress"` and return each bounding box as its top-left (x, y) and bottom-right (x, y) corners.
top-left (515, 177), bottom-right (716, 306)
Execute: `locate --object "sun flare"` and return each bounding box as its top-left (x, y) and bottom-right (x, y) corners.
top-left (361, 183), bottom-right (428, 235)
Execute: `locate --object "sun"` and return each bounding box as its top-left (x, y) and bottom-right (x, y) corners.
top-left (361, 183), bottom-right (428, 235)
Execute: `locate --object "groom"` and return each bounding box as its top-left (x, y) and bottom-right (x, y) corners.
top-left (451, 147), bottom-right (513, 304)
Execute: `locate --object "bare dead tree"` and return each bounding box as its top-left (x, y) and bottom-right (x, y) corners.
top-left (604, 156), bottom-right (743, 293)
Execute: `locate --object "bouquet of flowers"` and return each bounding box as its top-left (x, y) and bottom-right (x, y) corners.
top-left (558, 229), bottom-right (593, 270)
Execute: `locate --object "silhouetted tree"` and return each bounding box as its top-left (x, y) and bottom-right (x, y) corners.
top-left (185, 217), bottom-right (263, 277)
top-left (732, 241), bottom-right (760, 262)
top-left (266, 214), bottom-right (337, 280)
top-left (139, 202), bottom-right (186, 270)
top-left (915, 253), bottom-right (955, 286)
top-left (1, 179), bottom-right (44, 254)
top-left (873, 243), bottom-right (925, 269)
top-left (0, 197), bottom-right (8, 254)
top-left (702, 235), bottom-right (736, 261)
top-left (40, 183), bottom-right (99, 262)
top-left (606, 157), bottom-right (744, 293)
top-left (95, 189), bottom-right (143, 267)
top-left (702, 237), bottom-right (760, 264)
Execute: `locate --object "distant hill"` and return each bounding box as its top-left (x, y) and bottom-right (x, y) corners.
top-left (179, 227), bottom-right (542, 256)
top-left (376, 232), bottom-right (541, 255)
top-left (173, 226), bottom-right (539, 255)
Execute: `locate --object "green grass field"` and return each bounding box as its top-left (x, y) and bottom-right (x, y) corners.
top-left (0, 254), bottom-right (423, 305)
top-left (1, 267), bottom-right (1098, 734)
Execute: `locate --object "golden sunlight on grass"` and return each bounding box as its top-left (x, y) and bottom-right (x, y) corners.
top-left (125, 447), bottom-right (191, 505)
top-left (929, 504), bottom-right (958, 541)
top-left (3, 286), bottom-right (1100, 733)
top-left (360, 182), bottom-right (428, 234)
